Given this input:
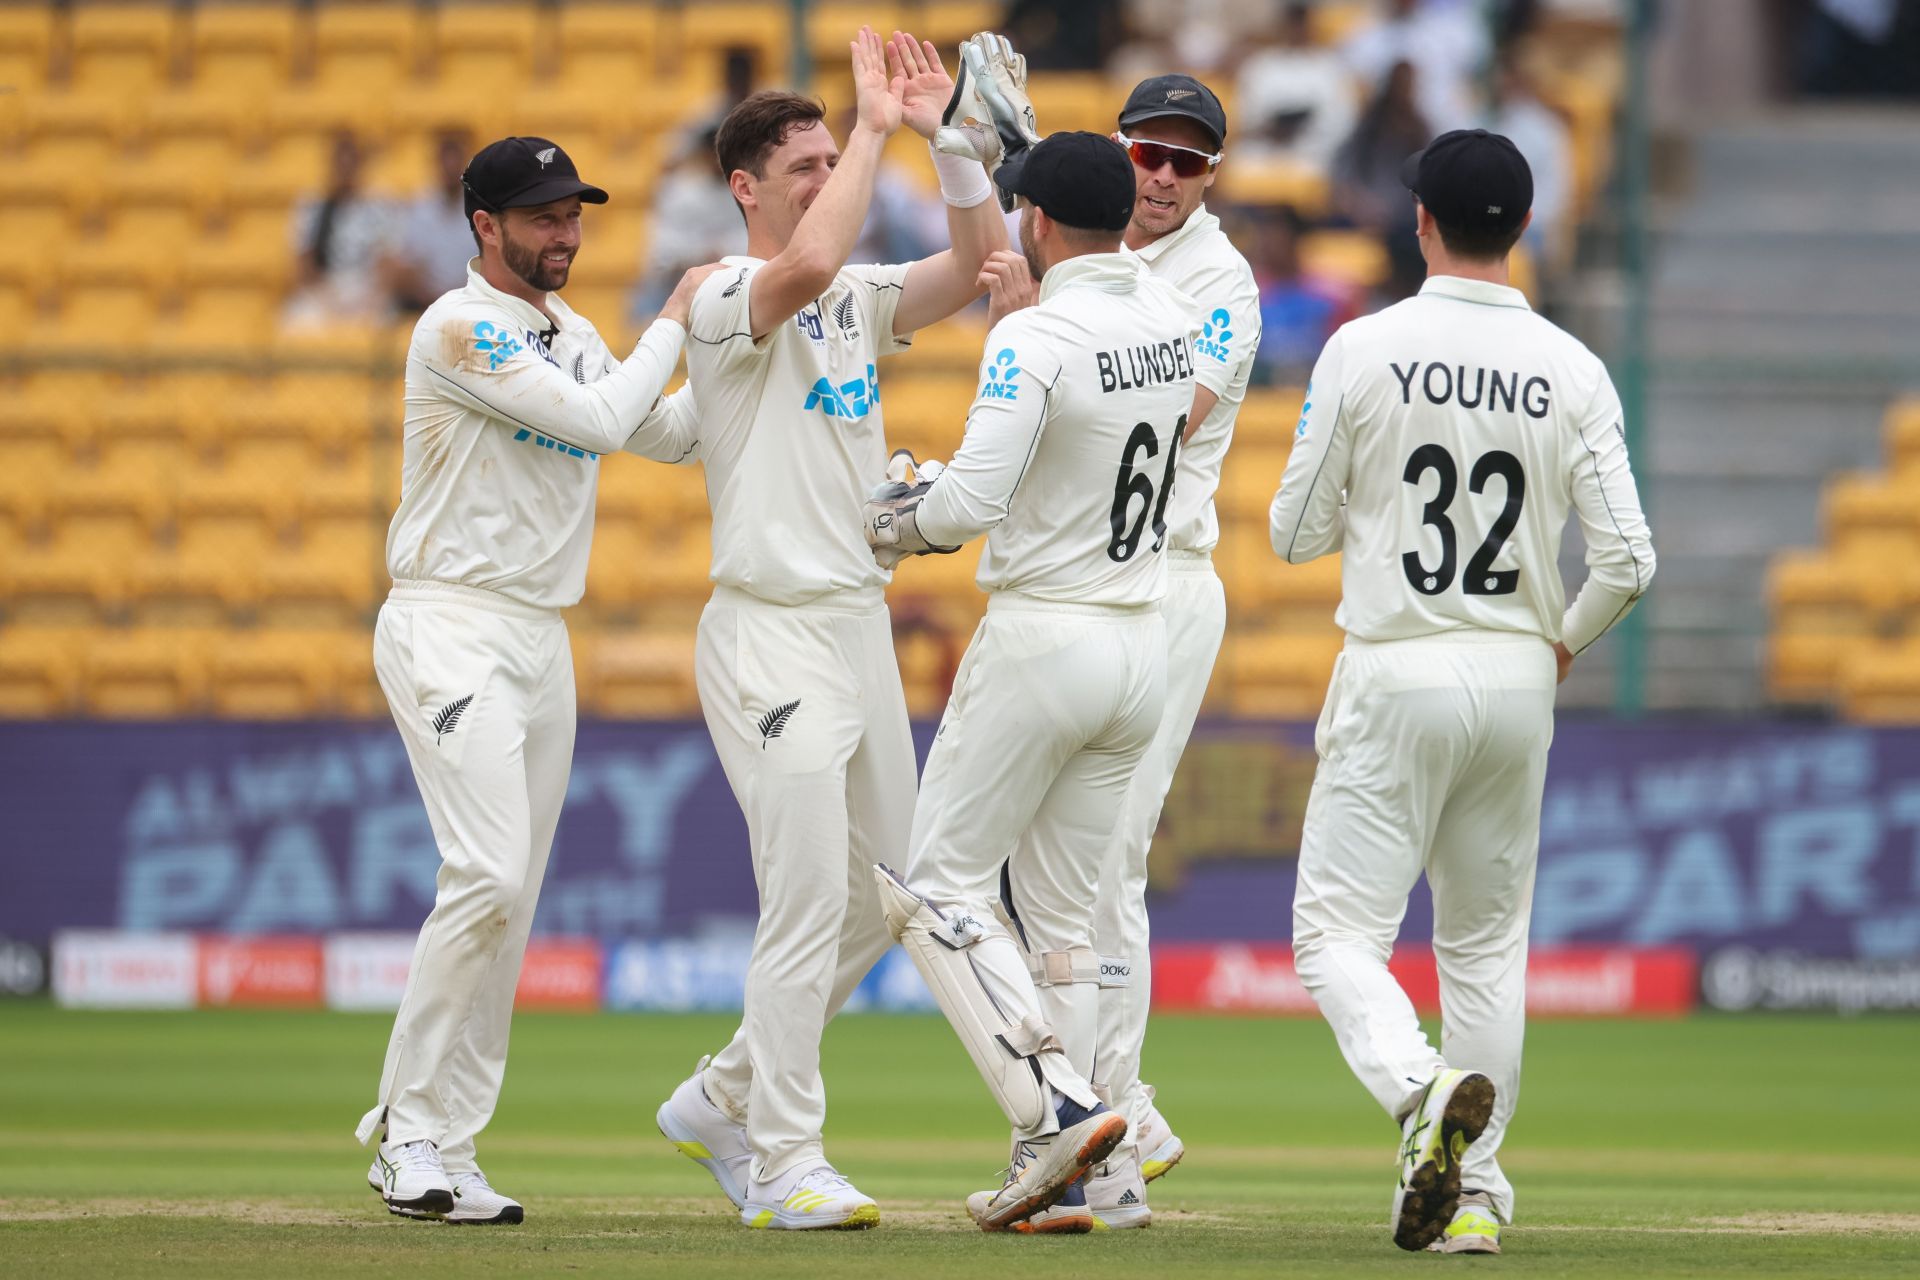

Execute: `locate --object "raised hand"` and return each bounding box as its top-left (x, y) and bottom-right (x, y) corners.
top-left (851, 25), bottom-right (904, 138)
top-left (977, 249), bottom-right (1037, 327)
top-left (886, 31), bottom-right (954, 142)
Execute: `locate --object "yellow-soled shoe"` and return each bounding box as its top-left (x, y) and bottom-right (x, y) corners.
top-left (1428, 1192), bottom-right (1502, 1254)
top-left (740, 1163), bottom-right (879, 1230)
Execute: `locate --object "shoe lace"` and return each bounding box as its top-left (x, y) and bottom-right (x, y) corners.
top-left (999, 1137), bottom-right (1042, 1187)
top-left (793, 1166), bottom-right (852, 1196)
top-left (390, 1140), bottom-right (446, 1175)
top-left (460, 1168), bottom-right (492, 1192)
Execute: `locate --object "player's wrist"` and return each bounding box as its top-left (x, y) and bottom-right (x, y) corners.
top-left (930, 145), bottom-right (993, 208)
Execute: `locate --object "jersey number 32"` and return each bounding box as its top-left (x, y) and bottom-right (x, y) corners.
top-left (1108, 415), bottom-right (1188, 563)
top-left (1402, 444), bottom-right (1526, 596)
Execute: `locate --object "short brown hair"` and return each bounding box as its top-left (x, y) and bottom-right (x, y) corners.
top-left (715, 90), bottom-right (827, 186)
top-left (1433, 216), bottom-right (1526, 263)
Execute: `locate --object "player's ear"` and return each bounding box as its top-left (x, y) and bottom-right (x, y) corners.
top-left (727, 168), bottom-right (757, 212)
top-left (473, 208), bottom-right (500, 250)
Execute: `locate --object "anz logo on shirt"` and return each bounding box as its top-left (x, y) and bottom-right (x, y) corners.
top-left (473, 319), bottom-right (561, 371)
top-left (1196, 308), bottom-right (1234, 363)
top-left (979, 348), bottom-right (1020, 400)
top-left (803, 363), bottom-right (881, 422)
top-left (1296, 380), bottom-right (1312, 440)
top-left (512, 428), bottom-right (598, 463)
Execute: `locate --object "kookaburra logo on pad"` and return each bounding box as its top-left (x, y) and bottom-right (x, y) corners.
top-left (535, 147), bottom-right (557, 167)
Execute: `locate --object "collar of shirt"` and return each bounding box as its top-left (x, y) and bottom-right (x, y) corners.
top-left (463, 259), bottom-right (579, 336)
top-left (1418, 275), bottom-right (1532, 311)
top-left (1128, 203), bottom-right (1219, 265)
top-left (1037, 250), bottom-right (1146, 304)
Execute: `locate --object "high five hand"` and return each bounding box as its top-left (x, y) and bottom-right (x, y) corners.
top-left (851, 26), bottom-right (904, 138)
top-left (885, 31), bottom-right (953, 142)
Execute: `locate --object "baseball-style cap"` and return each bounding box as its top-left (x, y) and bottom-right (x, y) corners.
top-left (1118, 74), bottom-right (1227, 150)
top-left (1400, 128), bottom-right (1532, 235)
top-left (462, 136), bottom-right (609, 211)
top-left (994, 132), bottom-right (1136, 232)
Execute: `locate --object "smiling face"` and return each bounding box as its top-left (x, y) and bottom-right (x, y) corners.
top-left (732, 120), bottom-right (840, 252)
top-left (1121, 115), bottom-right (1219, 244)
top-left (488, 196), bottom-right (584, 293)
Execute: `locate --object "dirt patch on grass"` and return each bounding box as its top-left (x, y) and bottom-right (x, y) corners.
top-left (0, 1199), bottom-right (366, 1226)
top-left (1691, 1213), bottom-right (1920, 1235)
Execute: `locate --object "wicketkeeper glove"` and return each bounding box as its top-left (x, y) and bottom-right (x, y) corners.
top-left (935, 31), bottom-right (1042, 212)
top-left (866, 450), bottom-right (960, 569)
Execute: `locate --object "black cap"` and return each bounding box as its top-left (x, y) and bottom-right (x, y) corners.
top-left (994, 132), bottom-right (1136, 232)
top-left (1400, 128), bottom-right (1531, 236)
top-left (1118, 74), bottom-right (1227, 150)
top-left (462, 136), bottom-right (609, 212)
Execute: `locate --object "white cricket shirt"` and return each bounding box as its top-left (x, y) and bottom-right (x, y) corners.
top-left (1129, 204), bottom-right (1262, 554)
top-left (684, 255), bottom-right (914, 606)
top-left (916, 252), bottom-right (1201, 608)
top-left (387, 262), bottom-right (687, 610)
top-left (1269, 275), bottom-right (1655, 653)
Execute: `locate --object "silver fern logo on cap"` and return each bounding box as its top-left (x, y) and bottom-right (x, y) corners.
top-left (535, 146), bottom-right (557, 167)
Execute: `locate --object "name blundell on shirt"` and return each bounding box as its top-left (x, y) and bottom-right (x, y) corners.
top-left (1097, 336), bottom-right (1196, 394)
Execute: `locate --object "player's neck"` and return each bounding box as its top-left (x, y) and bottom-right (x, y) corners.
top-left (1424, 255), bottom-right (1511, 289)
top-left (478, 256), bottom-right (557, 323)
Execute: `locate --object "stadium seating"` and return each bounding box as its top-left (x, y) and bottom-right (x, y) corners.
top-left (0, 0), bottom-right (1624, 720)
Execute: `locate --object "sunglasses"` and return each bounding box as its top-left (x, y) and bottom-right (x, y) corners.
top-left (1117, 131), bottom-right (1222, 178)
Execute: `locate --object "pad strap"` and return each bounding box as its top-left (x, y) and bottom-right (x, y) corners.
top-left (1027, 945), bottom-right (1101, 988)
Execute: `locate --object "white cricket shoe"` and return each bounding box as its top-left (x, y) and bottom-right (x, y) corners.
top-left (1086, 1148), bottom-right (1151, 1229)
top-left (1391, 1068), bottom-right (1495, 1252)
top-left (366, 1138), bottom-right (454, 1215)
top-left (1427, 1190), bottom-right (1502, 1254)
top-left (965, 1097), bottom-right (1128, 1232)
top-left (968, 1176), bottom-right (1094, 1234)
top-left (1135, 1085), bottom-right (1186, 1182)
top-left (740, 1161), bottom-right (879, 1230)
top-left (390, 1167), bottom-right (524, 1224)
top-left (656, 1056), bottom-right (753, 1208)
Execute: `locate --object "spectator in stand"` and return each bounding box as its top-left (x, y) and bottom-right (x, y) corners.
top-left (282, 130), bottom-right (402, 330)
top-left (629, 127), bottom-right (746, 318)
top-left (1001, 0), bottom-right (1126, 70)
top-left (1331, 60), bottom-right (1430, 302)
top-left (1485, 54), bottom-right (1570, 266)
top-left (391, 130), bottom-right (476, 313)
top-left (1249, 205), bottom-right (1355, 382)
top-left (1340, 0), bottom-right (1487, 133)
top-left (1235, 2), bottom-right (1360, 173)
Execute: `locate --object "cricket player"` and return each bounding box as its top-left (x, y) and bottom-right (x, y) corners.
top-left (867, 131), bottom-right (1203, 1234)
top-left (1083, 74), bottom-right (1263, 1226)
top-left (1270, 129), bottom-right (1656, 1254)
top-left (353, 136), bottom-right (717, 1224)
top-left (649, 29), bottom-right (1020, 1230)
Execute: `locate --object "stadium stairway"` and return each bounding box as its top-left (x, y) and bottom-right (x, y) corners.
top-left (1565, 108), bottom-right (1920, 712)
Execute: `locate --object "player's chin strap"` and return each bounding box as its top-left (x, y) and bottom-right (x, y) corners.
top-left (935, 31), bottom-right (1042, 213)
top-left (874, 864), bottom-right (1098, 1133)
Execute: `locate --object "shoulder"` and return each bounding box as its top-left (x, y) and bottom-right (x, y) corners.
top-left (983, 309), bottom-right (1067, 383)
top-left (413, 291), bottom-right (530, 373)
top-left (696, 262), bottom-right (757, 309)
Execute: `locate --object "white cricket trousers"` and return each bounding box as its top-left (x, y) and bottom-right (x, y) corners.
top-left (360, 579), bottom-right (576, 1173)
top-left (692, 585), bottom-right (916, 1184)
top-left (1292, 630), bottom-right (1556, 1224)
top-left (907, 593), bottom-right (1167, 1137)
top-left (1093, 551), bottom-right (1225, 1145)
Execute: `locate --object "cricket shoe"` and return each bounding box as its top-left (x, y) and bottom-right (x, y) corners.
top-left (1086, 1148), bottom-right (1151, 1229)
top-left (1391, 1068), bottom-right (1495, 1252)
top-left (1427, 1190), bottom-right (1501, 1254)
top-left (740, 1162), bottom-right (879, 1230)
top-left (656, 1055), bottom-right (752, 1209)
top-left (968, 1177), bottom-right (1094, 1235)
top-left (965, 1096), bottom-right (1129, 1232)
top-left (1136, 1085), bottom-right (1186, 1182)
top-left (390, 1168), bottom-right (524, 1224)
top-left (366, 1138), bottom-right (454, 1215)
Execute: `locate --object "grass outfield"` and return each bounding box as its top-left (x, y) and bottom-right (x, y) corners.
top-left (1, 1007), bottom-right (1916, 1277)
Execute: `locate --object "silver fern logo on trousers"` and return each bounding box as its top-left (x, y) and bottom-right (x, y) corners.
top-left (757, 699), bottom-right (800, 749)
top-left (432, 694), bottom-right (474, 744)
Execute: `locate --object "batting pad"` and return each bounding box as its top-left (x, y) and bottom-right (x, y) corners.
top-left (874, 864), bottom-right (1062, 1134)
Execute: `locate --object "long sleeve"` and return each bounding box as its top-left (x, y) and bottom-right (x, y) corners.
top-left (1269, 330), bottom-right (1354, 563)
top-left (418, 305), bottom-right (686, 456)
top-left (1561, 376), bottom-right (1656, 654)
top-left (621, 384), bottom-right (702, 465)
top-left (915, 320), bottom-right (1058, 548)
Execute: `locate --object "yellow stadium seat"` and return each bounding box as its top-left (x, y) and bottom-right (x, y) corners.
top-left (1237, 386), bottom-right (1306, 445)
top-left (1824, 472), bottom-right (1920, 559)
top-left (4, 379), bottom-right (94, 452)
top-left (554, 2), bottom-right (654, 88)
top-left (84, 628), bottom-right (213, 717)
top-left (177, 446), bottom-right (303, 537)
top-left (0, 516), bottom-right (131, 619)
top-left (0, 7), bottom-right (50, 96)
top-left (907, 318), bottom-right (992, 371)
top-left (125, 533), bottom-right (253, 624)
top-left (919, 1), bottom-right (1001, 44)
top-left (69, 3), bottom-right (178, 95)
top-left (662, 1), bottom-right (794, 80)
top-left (428, 2), bottom-right (542, 87)
top-left (48, 437), bottom-right (178, 535)
top-left (1768, 631), bottom-right (1858, 703)
top-left (1837, 639), bottom-right (1920, 724)
top-left (1884, 398), bottom-right (1920, 474)
top-left (0, 439), bottom-right (68, 531)
top-left (1299, 230), bottom-right (1389, 289)
top-left (1025, 74), bottom-right (1119, 136)
top-left (0, 625), bottom-right (86, 716)
top-left (805, 4), bottom-right (901, 57)
top-left (190, 4), bottom-right (297, 90)
top-left (1214, 161), bottom-right (1331, 217)
top-left (106, 135), bottom-right (233, 214)
top-left (586, 628), bottom-right (701, 717)
top-left (157, 284), bottom-right (283, 357)
top-left (207, 629), bottom-right (343, 717)
top-left (1221, 630), bottom-right (1341, 718)
top-left (311, 3), bottom-right (422, 89)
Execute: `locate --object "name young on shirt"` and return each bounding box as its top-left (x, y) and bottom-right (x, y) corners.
top-left (1389, 361), bottom-right (1550, 419)
top-left (1097, 336), bottom-right (1195, 394)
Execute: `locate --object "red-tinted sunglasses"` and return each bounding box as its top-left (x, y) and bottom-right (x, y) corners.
top-left (1117, 131), bottom-right (1222, 178)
